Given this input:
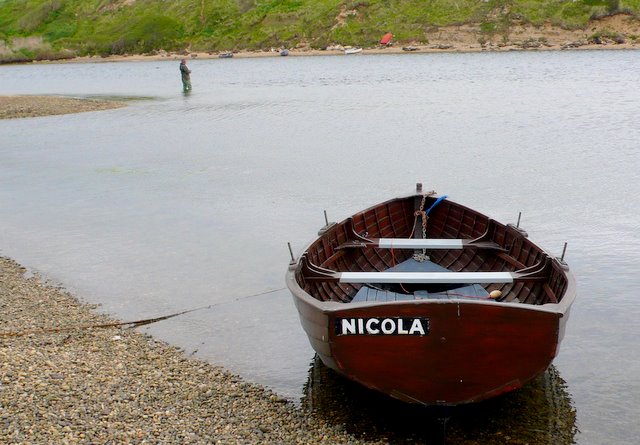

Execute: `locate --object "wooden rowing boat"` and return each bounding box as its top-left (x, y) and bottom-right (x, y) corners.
top-left (286, 184), bottom-right (576, 406)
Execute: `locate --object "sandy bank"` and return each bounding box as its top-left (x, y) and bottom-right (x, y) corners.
top-left (0, 96), bottom-right (126, 119)
top-left (0, 257), bottom-right (382, 444)
top-left (35, 14), bottom-right (639, 65)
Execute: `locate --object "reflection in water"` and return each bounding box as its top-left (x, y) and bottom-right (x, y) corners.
top-left (302, 356), bottom-right (577, 444)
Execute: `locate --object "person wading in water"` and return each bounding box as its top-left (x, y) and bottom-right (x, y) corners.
top-left (180, 59), bottom-right (192, 92)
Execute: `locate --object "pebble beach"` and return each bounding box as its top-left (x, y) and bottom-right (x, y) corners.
top-left (0, 257), bottom-right (381, 444)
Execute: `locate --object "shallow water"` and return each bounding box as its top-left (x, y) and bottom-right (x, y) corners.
top-left (1, 50), bottom-right (639, 444)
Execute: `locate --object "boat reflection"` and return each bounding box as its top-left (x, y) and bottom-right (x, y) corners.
top-left (301, 355), bottom-right (577, 444)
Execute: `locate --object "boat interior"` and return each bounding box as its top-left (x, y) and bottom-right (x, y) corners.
top-left (295, 195), bottom-right (569, 306)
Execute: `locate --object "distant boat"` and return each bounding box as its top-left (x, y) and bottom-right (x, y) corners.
top-left (280, 49), bottom-right (289, 56)
top-left (344, 47), bottom-right (362, 55)
top-left (380, 33), bottom-right (393, 46)
top-left (286, 184), bottom-right (576, 406)
top-left (402, 46), bottom-right (419, 51)
top-left (218, 52), bottom-right (233, 58)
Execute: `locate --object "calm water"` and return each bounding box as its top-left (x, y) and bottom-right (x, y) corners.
top-left (1, 50), bottom-right (639, 444)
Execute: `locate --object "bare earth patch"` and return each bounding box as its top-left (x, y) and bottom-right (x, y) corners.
top-left (0, 95), bottom-right (126, 119)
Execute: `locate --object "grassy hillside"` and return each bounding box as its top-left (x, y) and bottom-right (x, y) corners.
top-left (1, 0), bottom-right (640, 61)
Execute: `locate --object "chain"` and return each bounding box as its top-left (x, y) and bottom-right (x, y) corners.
top-left (413, 191), bottom-right (435, 262)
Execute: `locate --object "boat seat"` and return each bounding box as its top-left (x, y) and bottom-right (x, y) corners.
top-left (340, 271), bottom-right (516, 284)
top-left (350, 258), bottom-right (490, 302)
top-left (336, 238), bottom-right (503, 250)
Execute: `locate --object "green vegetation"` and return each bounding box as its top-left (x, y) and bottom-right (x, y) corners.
top-left (1, 0), bottom-right (639, 61)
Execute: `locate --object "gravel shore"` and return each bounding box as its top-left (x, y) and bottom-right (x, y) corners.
top-left (0, 257), bottom-right (380, 444)
top-left (0, 96), bottom-right (126, 119)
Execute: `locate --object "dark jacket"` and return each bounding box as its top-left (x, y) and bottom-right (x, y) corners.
top-left (180, 63), bottom-right (191, 81)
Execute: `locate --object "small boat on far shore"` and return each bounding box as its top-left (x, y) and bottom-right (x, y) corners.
top-left (380, 33), bottom-right (393, 46)
top-left (280, 49), bottom-right (289, 56)
top-left (344, 47), bottom-right (363, 55)
top-left (286, 184), bottom-right (576, 406)
top-left (218, 52), bottom-right (233, 59)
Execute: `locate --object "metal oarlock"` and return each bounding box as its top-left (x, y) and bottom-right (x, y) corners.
top-left (318, 210), bottom-right (336, 236)
top-left (287, 242), bottom-right (295, 263)
top-left (507, 212), bottom-right (528, 237)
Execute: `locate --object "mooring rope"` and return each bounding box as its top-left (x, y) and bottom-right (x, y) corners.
top-left (0, 287), bottom-right (286, 338)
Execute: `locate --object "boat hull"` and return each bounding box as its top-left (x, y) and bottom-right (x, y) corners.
top-left (289, 278), bottom-right (566, 405)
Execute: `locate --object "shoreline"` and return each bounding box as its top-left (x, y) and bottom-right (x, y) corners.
top-left (1, 32), bottom-right (635, 120)
top-left (0, 14), bottom-right (637, 66)
top-left (19, 15), bottom-right (640, 65)
top-left (0, 256), bottom-right (380, 444)
top-left (34, 40), bottom-right (640, 65)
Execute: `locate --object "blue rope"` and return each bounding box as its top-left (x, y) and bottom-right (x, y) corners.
top-left (425, 195), bottom-right (448, 216)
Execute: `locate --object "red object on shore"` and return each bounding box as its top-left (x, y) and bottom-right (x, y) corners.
top-left (380, 33), bottom-right (393, 45)
top-left (286, 185), bottom-right (576, 406)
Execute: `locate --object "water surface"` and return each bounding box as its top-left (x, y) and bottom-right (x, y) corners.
top-left (1, 50), bottom-right (639, 444)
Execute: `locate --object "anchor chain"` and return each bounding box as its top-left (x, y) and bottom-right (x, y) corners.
top-left (413, 191), bottom-right (434, 262)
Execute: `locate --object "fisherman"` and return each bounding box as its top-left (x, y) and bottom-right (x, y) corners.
top-left (179, 59), bottom-right (192, 92)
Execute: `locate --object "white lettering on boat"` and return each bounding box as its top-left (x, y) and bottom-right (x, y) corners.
top-left (409, 318), bottom-right (426, 335)
top-left (381, 318), bottom-right (395, 334)
top-left (335, 317), bottom-right (430, 336)
top-left (365, 318), bottom-right (379, 334)
top-left (341, 319), bottom-right (357, 334)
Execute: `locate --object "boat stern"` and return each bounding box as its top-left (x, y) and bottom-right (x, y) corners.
top-left (326, 300), bottom-right (561, 405)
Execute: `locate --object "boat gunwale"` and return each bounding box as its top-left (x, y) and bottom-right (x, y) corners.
top-left (286, 191), bottom-right (576, 317)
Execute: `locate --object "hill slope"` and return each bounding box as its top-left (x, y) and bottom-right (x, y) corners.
top-left (1, 0), bottom-right (639, 62)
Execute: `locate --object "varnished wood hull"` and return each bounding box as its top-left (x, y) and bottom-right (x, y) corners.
top-left (286, 191), bottom-right (576, 406)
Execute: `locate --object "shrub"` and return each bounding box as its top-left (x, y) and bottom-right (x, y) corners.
top-left (94, 14), bottom-right (184, 55)
top-left (480, 21), bottom-right (497, 33)
top-left (44, 19), bottom-right (78, 41)
top-left (17, 0), bottom-right (63, 33)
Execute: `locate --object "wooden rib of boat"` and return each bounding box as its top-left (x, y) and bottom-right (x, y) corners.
top-left (286, 184), bottom-right (576, 406)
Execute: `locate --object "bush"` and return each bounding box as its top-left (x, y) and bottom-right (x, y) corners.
top-left (16, 0), bottom-right (63, 33)
top-left (94, 14), bottom-right (184, 55)
top-left (44, 19), bottom-right (77, 41)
